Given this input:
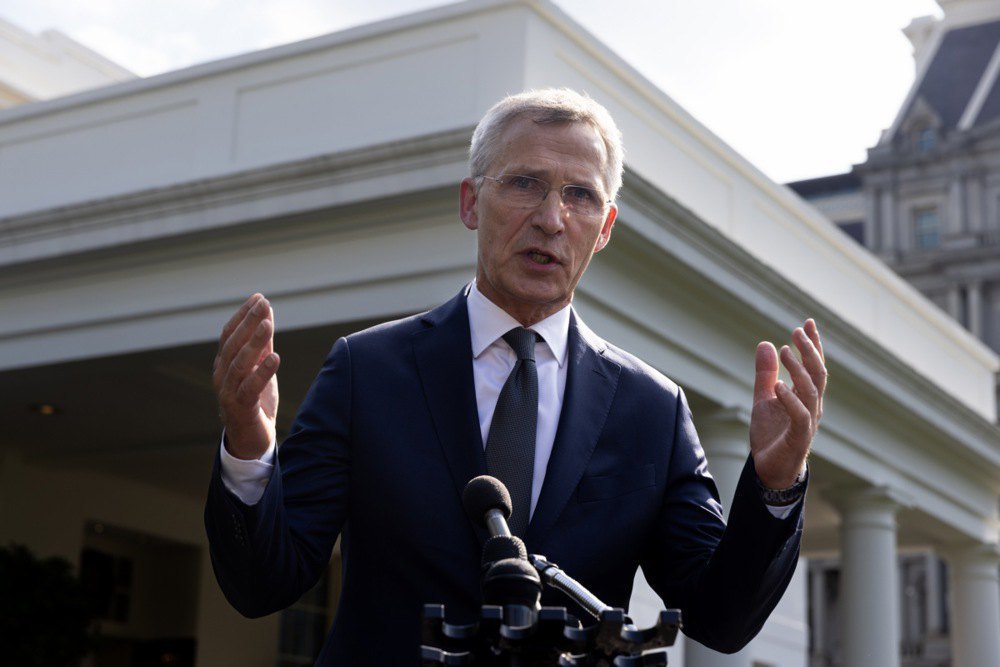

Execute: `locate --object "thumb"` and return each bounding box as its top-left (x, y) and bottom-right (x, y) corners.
top-left (753, 341), bottom-right (779, 405)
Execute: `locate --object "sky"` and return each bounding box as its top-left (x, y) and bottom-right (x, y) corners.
top-left (2, 0), bottom-right (943, 184)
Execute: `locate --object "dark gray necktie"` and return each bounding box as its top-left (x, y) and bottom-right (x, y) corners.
top-left (485, 327), bottom-right (539, 537)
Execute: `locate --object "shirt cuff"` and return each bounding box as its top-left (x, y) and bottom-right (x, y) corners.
top-left (765, 499), bottom-right (800, 520)
top-left (219, 433), bottom-right (276, 505)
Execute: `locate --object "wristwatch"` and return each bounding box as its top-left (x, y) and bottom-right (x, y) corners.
top-left (756, 466), bottom-right (809, 506)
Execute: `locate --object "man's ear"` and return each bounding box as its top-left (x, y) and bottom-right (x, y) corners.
top-left (459, 178), bottom-right (480, 230)
top-left (593, 204), bottom-right (617, 252)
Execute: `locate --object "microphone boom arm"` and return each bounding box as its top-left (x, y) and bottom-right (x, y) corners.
top-left (528, 554), bottom-right (612, 620)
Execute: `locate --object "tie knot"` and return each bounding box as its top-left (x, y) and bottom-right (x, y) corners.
top-left (502, 327), bottom-right (538, 361)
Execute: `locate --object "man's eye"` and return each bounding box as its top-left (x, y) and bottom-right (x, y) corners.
top-left (565, 186), bottom-right (597, 203)
top-left (507, 176), bottom-right (537, 190)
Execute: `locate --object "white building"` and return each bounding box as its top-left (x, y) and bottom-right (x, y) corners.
top-left (0, 17), bottom-right (134, 108)
top-left (0, 2), bottom-right (997, 666)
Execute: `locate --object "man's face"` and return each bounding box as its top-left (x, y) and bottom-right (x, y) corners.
top-left (459, 118), bottom-right (617, 326)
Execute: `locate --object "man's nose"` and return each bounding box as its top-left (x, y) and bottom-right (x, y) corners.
top-left (533, 189), bottom-right (567, 234)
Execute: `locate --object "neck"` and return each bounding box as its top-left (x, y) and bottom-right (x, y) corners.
top-left (474, 284), bottom-right (570, 328)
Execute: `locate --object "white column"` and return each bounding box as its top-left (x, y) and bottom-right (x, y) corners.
top-left (966, 281), bottom-right (983, 337)
top-left (944, 543), bottom-right (1000, 667)
top-left (829, 486), bottom-right (906, 667)
top-left (966, 173), bottom-right (984, 234)
top-left (865, 186), bottom-right (881, 252)
top-left (698, 407), bottom-right (750, 517)
top-left (947, 176), bottom-right (965, 236)
top-left (946, 285), bottom-right (963, 322)
top-left (880, 189), bottom-right (898, 254)
top-left (685, 408), bottom-right (752, 667)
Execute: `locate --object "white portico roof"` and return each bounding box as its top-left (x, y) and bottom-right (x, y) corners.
top-left (0, 0), bottom-right (993, 422)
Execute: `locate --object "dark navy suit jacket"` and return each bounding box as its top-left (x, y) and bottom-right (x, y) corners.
top-left (205, 289), bottom-right (803, 664)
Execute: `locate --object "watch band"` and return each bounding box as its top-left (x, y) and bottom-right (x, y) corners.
top-left (756, 466), bottom-right (808, 506)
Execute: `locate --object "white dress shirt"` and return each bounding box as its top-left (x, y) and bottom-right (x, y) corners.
top-left (466, 281), bottom-right (569, 517)
top-left (220, 283), bottom-right (797, 518)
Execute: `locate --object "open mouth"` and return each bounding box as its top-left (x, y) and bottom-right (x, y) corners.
top-left (527, 250), bottom-right (556, 265)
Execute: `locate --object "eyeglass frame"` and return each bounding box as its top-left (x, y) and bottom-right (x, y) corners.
top-left (476, 173), bottom-right (613, 217)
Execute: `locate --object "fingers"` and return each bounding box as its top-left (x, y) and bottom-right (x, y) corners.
top-left (755, 319), bottom-right (827, 421)
top-left (213, 295), bottom-right (278, 424)
top-left (794, 320), bottom-right (828, 416)
top-left (235, 351), bottom-right (280, 407)
top-left (804, 318), bottom-right (824, 363)
top-left (780, 341), bottom-right (821, 419)
top-left (229, 318), bottom-right (274, 381)
top-left (214, 295), bottom-right (273, 390)
top-left (213, 294), bottom-right (260, 381)
top-left (774, 380), bottom-right (813, 443)
top-left (750, 322), bottom-right (827, 478)
top-left (753, 341), bottom-right (779, 405)
top-left (219, 293), bottom-right (262, 351)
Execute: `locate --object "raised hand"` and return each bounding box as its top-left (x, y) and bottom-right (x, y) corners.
top-left (749, 319), bottom-right (826, 489)
top-left (212, 294), bottom-right (281, 460)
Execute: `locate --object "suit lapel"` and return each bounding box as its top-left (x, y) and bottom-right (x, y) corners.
top-left (527, 312), bottom-right (620, 548)
top-left (411, 289), bottom-right (487, 512)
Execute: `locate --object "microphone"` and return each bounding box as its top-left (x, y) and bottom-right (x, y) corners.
top-left (462, 475), bottom-right (513, 538)
top-left (463, 476), bottom-right (611, 622)
top-left (482, 556), bottom-right (540, 628)
top-left (464, 476), bottom-right (541, 627)
top-left (482, 534), bottom-right (527, 571)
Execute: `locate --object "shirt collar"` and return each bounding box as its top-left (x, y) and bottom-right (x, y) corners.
top-left (467, 281), bottom-right (569, 366)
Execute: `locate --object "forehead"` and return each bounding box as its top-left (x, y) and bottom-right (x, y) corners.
top-left (491, 118), bottom-right (608, 183)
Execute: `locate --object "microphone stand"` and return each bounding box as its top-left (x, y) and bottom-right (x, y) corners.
top-left (421, 476), bottom-right (681, 664)
top-left (528, 554), bottom-right (613, 622)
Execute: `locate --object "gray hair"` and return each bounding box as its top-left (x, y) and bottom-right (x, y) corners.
top-left (469, 88), bottom-right (624, 201)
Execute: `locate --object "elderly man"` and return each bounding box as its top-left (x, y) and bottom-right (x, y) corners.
top-left (205, 89), bottom-right (826, 664)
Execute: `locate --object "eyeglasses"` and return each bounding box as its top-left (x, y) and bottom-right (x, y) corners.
top-left (479, 174), bottom-right (610, 217)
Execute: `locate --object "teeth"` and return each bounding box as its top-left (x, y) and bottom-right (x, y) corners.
top-left (529, 252), bottom-right (551, 264)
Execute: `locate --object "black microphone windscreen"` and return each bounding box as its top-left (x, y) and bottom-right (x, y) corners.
top-left (482, 557), bottom-right (541, 608)
top-left (463, 475), bottom-right (512, 526)
top-left (482, 535), bottom-right (527, 566)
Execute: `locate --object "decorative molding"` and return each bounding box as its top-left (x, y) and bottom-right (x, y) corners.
top-left (825, 484), bottom-right (914, 518)
top-left (940, 541), bottom-right (1000, 571)
top-left (0, 126), bottom-right (472, 268)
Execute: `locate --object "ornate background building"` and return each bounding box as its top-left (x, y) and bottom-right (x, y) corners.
top-left (791, 0), bottom-right (1000, 390)
top-left (789, 1), bottom-right (1000, 665)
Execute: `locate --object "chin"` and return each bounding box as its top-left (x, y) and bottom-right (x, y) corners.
top-left (507, 283), bottom-right (562, 304)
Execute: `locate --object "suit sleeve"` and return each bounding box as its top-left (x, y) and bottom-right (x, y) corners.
top-left (639, 389), bottom-right (804, 654)
top-left (204, 337), bottom-right (354, 617)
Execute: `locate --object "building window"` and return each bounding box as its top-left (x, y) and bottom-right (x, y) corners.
top-left (913, 207), bottom-right (941, 249)
top-left (914, 126), bottom-right (937, 153)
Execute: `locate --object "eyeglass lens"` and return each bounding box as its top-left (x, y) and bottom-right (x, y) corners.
top-left (493, 175), bottom-right (605, 216)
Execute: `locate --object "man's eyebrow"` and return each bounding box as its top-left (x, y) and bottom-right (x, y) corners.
top-left (504, 165), bottom-right (601, 188)
top-left (503, 165), bottom-right (545, 178)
